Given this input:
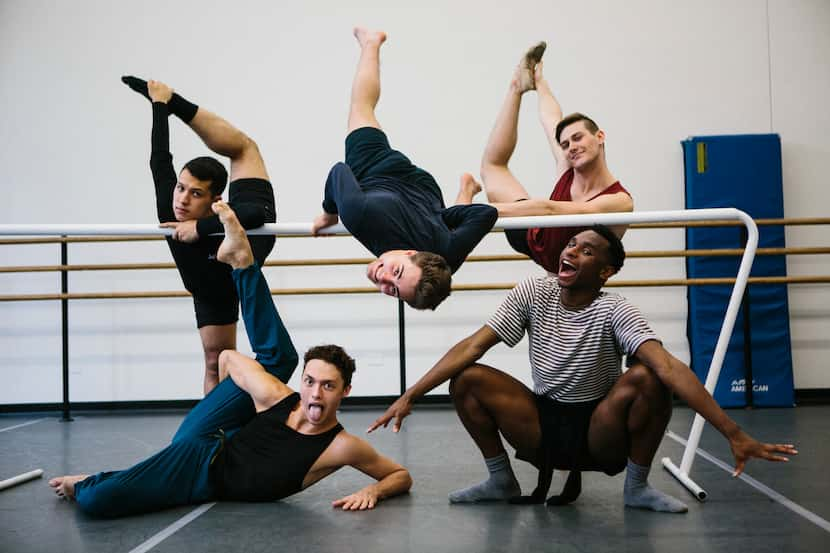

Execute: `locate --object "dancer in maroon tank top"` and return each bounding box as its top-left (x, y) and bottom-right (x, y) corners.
top-left (456, 42), bottom-right (633, 274)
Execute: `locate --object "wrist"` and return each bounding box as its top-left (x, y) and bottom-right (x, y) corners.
top-left (402, 388), bottom-right (419, 404)
top-left (723, 421), bottom-right (743, 441)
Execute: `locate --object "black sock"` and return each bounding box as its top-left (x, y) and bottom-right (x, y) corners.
top-left (121, 75), bottom-right (199, 123)
top-left (121, 75), bottom-right (151, 101)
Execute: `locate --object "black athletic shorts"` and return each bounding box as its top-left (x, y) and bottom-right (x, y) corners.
top-left (525, 395), bottom-right (626, 476)
top-left (228, 177), bottom-right (276, 265)
top-left (193, 292), bottom-right (238, 328)
top-left (503, 199), bottom-right (533, 256)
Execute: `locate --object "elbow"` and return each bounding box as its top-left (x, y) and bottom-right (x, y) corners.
top-left (400, 469), bottom-right (413, 493)
top-left (217, 349), bottom-right (236, 382)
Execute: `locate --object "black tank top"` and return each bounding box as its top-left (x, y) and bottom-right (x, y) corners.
top-left (211, 392), bottom-right (343, 501)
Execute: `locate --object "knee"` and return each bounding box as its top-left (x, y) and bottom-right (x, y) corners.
top-left (625, 363), bottom-right (671, 406)
top-left (449, 364), bottom-right (487, 399)
top-left (232, 130), bottom-right (257, 154)
top-left (203, 345), bottom-right (225, 370)
top-left (480, 160), bottom-right (500, 178)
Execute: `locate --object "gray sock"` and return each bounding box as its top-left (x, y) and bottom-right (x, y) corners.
top-left (449, 453), bottom-right (521, 503)
top-left (624, 459), bottom-right (688, 513)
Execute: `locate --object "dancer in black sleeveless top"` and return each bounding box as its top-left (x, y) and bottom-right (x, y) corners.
top-left (49, 203), bottom-right (412, 517)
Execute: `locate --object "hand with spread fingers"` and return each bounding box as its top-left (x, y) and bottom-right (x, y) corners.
top-left (332, 488), bottom-right (380, 511)
top-left (728, 428), bottom-right (798, 476)
top-left (367, 394), bottom-right (413, 434)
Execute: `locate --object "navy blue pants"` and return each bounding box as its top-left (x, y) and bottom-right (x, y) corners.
top-left (73, 263), bottom-right (298, 518)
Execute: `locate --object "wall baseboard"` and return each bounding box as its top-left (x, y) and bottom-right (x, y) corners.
top-left (2, 389), bottom-right (828, 415)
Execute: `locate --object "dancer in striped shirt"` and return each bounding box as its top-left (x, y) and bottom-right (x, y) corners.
top-left (370, 225), bottom-right (796, 513)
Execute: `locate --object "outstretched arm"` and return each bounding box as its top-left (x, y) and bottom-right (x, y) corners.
top-left (330, 434), bottom-right (412, 510)
top-left (368, 326), bottom-right (502, 433)
top-left (490, 191), bottom-right (632, 218)
top-left (634, 340), bottom-right (797, 476)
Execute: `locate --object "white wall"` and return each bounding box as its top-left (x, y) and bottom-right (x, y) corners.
top-left (1, 0), bottom-right (827, 403)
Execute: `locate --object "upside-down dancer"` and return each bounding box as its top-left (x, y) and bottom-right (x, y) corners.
top-left (371, 225), bottom-right (796, 512)
top-left (49, 202), bottom-right (411, 517)
top-left (312, 28), bottom-right (498, 311)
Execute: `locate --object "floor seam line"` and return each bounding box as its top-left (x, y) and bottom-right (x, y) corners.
top-left (0, 418), bottom-right (46, 433)
top-left (126, 502), bottom-right (216, 553)
top-left (665, 430), bottom-right (829, 533)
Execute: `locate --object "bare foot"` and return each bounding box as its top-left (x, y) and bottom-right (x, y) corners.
top-left (512, 41), bottom-right (547, 93)
top-left (353, 27), bottom-right (387, 48)
top-left (213, 201), bottom-right (255, 269)
top-left (311, 212), bottom-right (339, 235)
top-left (455, 173), bottom-right (483, 205)
top-left (48, 474), bottom-right (88, 500)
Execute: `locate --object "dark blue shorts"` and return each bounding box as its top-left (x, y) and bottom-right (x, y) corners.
top-left (344, 127), bottom-right (442, 205)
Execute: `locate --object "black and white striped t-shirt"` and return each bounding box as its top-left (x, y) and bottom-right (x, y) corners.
top-left (486, 276), bottom-right (659, 402)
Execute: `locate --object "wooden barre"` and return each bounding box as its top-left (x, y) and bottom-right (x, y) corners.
top-left (2, 247), bottom-right (829, 274)
top-left (1, 275), bottom-right (827, 302)
top-left (453, 276), bottom-right (830, 291)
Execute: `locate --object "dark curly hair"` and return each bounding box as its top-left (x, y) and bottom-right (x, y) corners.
top-left (408, 252), bottom-right (452, 310)
top-left (589, 224), bottom-right (625, 273)
top-left (303, 344), bottom-right (356, 387)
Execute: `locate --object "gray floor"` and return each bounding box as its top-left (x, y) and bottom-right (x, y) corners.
top-left (1, 405), bottom-right (827, 553)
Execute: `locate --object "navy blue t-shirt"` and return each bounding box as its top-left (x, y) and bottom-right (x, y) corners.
top-left (323, 163), bottom-right (497, 273)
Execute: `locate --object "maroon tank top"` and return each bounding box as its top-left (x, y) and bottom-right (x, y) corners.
top-left (526, 168), bottom-right (630, 273)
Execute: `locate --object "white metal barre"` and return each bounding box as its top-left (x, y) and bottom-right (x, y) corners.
top-left (1, 207), bottom-right (741, 236)
top-left (0, 469), bottom-right (44, 491)
top-left (0, 208), bottom-right (758, 499)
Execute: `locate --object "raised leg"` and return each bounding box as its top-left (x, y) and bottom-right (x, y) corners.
top-left (122, 75), bottom-right (267, 181)
top-left (348, 27), bottom-right (387, 133)
top-left (480, 46), bottom-right (542, 203)
top-left (215, 202), bottom-right (299, 382)
top-left (187, 108), bottom-right (268, 181)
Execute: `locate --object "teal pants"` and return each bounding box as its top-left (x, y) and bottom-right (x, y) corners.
top-left (74, 263), bottom-right (297, 518)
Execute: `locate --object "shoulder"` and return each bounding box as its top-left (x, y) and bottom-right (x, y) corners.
top-left (595, 290), bottom-right (633, 310)
top-left (608, 181), bottom-right (631, 196)
top-left (325, 431), bottom-right (376, 466)
top-left (597, 292), bottom-right (648, 321)
top-left (501, 276), bottom-right (558, 313)
top-left (552, 167), bottom-right (575, 187)
top-left (518, 275), bottom-right (558, 296)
